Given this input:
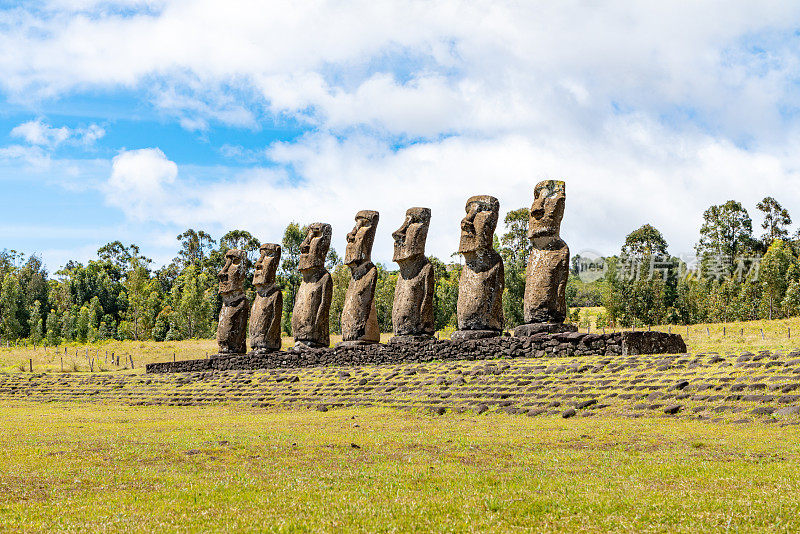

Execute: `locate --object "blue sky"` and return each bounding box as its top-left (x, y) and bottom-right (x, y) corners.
top-left (1, 1), bottom-right (800, 271)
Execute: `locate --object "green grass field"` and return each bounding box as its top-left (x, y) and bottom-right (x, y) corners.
top-left (3, 314), bottom-right (800, 532)
top-left (2, 402), bottom-right (800, 532)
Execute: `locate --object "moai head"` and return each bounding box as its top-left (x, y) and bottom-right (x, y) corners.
top-left (252, 243), bottom-right (281, 287)
top-left (459, 195), bottom-right (499, 254)
top-left (218, 249), bottom-right (247, 296)
top-left (393, 207), bottom-right (431, 262)
top-left (528, 180), bottom-right (565, 240)
top-left (298, 223), bottom-right (332, 271)
top-left (345, 210), bottom-right (379, 266)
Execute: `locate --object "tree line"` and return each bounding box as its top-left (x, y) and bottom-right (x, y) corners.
top-left (1, 195), bottom-right (799, 344)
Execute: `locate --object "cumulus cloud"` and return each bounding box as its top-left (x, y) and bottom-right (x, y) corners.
top-left (4, 1), bottom-right (800, 265)
top-left (104, 148), bottom-right (178, 219)
top-left (10, 120), bottom-right (106, 148)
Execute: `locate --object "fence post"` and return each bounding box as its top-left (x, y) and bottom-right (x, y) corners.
top-left (129, 355), bottom-right (134, 369)
top-left (60, 357), bottom-right (63, 372)
top-left (29, 358), bottom-right (32, 372)
top-left (723, 326), bottom-right (726, 336)
top-left (761, 329), bottom-right (765, 340)
top-left (706, 327), bottom-right (710, 337)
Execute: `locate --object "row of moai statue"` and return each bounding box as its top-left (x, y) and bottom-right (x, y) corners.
top-left (216, 180), bottom-right (572, 354)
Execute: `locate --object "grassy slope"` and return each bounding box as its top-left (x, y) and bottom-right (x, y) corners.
top-left (1, 403), bottom-right (800, 533)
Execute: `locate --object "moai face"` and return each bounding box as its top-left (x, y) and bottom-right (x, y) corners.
top-left (393, 207), bottom-right (431, 262)
top-left (252, 243), bottom-right (281, 287)
top-left (459, 195), bottom-right (499, 254)
top-left (218, 249), bottom-right (247, 295)
top-left (298, 223), bottom-right (332, 271)
top-left (345, 210), bottom-right (379, 266)
top-left (528, 180), bottom-right (565, 240)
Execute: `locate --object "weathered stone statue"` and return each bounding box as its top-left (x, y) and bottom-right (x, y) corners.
top-left (390, 207), bottom-right (434, 343)
top-left (515, 180), bottom-right (576, 336)
top-left (217, 248), bottom-right (249, 354)
top-left (292, 223), bottom-right (334, 349)
top-left (339, 210), bottom-right (380, 347)
top-left (249, 243), bottom-right (283, 352)
top-left (452, 195), bottom-right (504, 341)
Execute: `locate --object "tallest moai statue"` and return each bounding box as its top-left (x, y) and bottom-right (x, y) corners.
top-left (515, 180), bottom-right (576, 336)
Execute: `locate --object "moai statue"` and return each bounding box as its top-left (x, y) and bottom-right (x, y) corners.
top-left (389, 207), bottom-right (435, 343)
top-left (292, 223), bottom-right (333, 349)
top-left (451, 195), bottom-right (505, 342)
top-left (217, 249), bottom-right (249, 354)
top-left (514, 180), bottom-right (576, 336)
top-left (249, 243), bottom-right (283, 352)
top-left (338, 210), bottom-right (380, 347)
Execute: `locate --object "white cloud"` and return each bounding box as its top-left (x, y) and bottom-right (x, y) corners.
top-left (10, 119), bottom-right (106, 148)
top-left (104, 148), bottom-right (178, 219)
top-left (4, 1), bottom-right (800, 266)
top-left (0, 144), bottom-right (52, 169)
top-left (1, 1), bottom-right (799, 142)
top-left (98, 125), bottom-right (800, 265)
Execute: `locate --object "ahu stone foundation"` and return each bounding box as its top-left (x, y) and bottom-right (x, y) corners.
top-left (146, 330), bottom-right (686, 373)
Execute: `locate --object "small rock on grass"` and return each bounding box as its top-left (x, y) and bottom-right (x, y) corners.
top-left (776, 406), bottom-right (800, 417)
top-left (576, 399), bottom-right (597, 409)
top-left (562, 408), bottom-right (576, 418)
top-left (316, 404), bottom-right (328, 412)
top-left (475, 403), bottom-right (489, 415)
top-left (663, 404), bottom-right (682, 415)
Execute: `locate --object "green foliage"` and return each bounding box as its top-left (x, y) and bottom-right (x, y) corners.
top-left (329, 264), bottom-right (350, 335)
top-left (622, 224), bottom-right (668, 257)
top-left (374, 264), bottom-right (396, 333)
top-left (430, 257), bottom-right (459, 330)
top-left (499, 208), bottom-right (529, 328)
top-left (757, 196), bottom-right (792, 246)
top-left (1, 272), bottom-right (23, 340)
top-left (759, 239), bottom-right (795, 319)
top-left (695, 200), bottom-right (755, 277)
top-left (279, 222), bottom-right (304, 335)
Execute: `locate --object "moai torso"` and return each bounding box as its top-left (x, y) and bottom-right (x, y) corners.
top-left (341, 261), bottom-right (380, 342)
top-left (457, 250), bottom-right (504, 331)
top-left (217, 249), bottom-right (249, 354)
top-left (292, 269), bottom-right (332, 347)
top-left (454, 196), bottom-right (505, 336)
top-left (524, 180), bottom-right (570, 325)
top-left (391, 207), bottom-right (434, 338)
top-left (250, 244), bottom-right (283, 351)
top-left (292, 223), bottom-right (333, 349)
top-left (524, 241), bottom-right (569, 324)
top-left (393, 260), bottom-right (434, 336)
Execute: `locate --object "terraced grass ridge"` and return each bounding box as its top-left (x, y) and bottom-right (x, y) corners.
top-left (2, 346), bottom-right (800, 422)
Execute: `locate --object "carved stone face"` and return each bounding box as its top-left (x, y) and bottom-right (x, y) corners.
top-left (528, 180), bottom-right (565, 240)
top-left (298, 223), bottom-right (332, 271)
top-left (393, 207), bottom-right (431, 262)
top-left (345, 210), bottom-right (379, 266)
top-left (459, 195), bottom-right (499, 254)
top-left (252, 243), bottom-right (281, 287)
top-left (218, 249), bottom-right (247, 295)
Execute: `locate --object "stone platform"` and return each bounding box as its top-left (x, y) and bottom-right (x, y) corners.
top-left (145, 331), bottom-right (686, 374)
